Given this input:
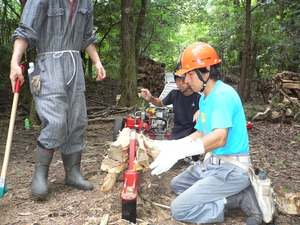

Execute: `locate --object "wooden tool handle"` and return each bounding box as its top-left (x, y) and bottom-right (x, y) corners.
top-left (1, 66), bottom-right (23, 178)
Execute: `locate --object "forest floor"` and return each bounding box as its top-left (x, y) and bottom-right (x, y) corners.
top-left (0, 77), bottom-right (299, 225)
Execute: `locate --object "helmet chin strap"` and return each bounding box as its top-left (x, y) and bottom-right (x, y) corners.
top-left (195, 69), bottom-right (210, 92)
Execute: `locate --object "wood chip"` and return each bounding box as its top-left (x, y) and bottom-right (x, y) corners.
top-left (100, 214), bottom-right (109, 225)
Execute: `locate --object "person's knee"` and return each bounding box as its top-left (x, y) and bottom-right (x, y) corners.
top-left (51, 119), bottom-right (67, 137)
top-left (170, 177), bottom-right (177, 190)
top-left (170, 201), bottom-right (183, 220)
top-left (170, 176), bottom-right (182, 194)
top-left (40, 119), bottom-right (68, 148)
top-left (170, 200), bottom-right (190, 221)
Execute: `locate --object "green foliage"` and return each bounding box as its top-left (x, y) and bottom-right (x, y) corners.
top-left (93, 0), bottom-right (122, 79)
top-left (244, 106), bottom-right (258, 120)
top-left (0, 44), bottom-right (13, 90)
top-left (1, 0), bottom-right (299, 93)
top-left (251, 0), bottom-right (300, 78)
top-left (269, 94), bottom-right (281, 107)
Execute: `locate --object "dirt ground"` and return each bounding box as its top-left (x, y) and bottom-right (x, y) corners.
top-left (0, 78), bottom-right (299, 225)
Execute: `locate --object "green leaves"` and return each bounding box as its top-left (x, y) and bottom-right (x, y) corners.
top-left (1, 0), bottom-right (298, 83)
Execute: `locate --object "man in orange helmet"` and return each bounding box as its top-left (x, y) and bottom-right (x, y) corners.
top-left (150, 42), bottom-right (262, 224)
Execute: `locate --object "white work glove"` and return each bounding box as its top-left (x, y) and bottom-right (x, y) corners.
top-left (150, 136), bottom-right (205, 175)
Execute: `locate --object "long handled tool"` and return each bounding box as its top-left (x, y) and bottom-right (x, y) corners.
top-left (0, 65), bottom-right (24, 198)
top-left (121, 129), bottom-right (139, 223)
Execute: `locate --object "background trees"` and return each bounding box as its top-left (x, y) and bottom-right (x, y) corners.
top-left (0, 0), bottom-right (299, 107)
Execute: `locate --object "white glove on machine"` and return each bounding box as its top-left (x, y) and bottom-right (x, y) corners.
top-left (150, 136), bottom-right (205, 175)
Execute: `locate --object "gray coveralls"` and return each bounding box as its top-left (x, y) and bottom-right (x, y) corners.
top-left (12, 0), bottom-right (97, 154)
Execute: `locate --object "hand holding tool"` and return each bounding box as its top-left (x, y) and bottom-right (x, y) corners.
top-left (0, 65), bottom-right (24, 198)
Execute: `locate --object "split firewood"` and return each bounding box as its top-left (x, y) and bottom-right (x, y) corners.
top-left (100, 172), bottom-right (121, 192)
top-left (100, 128), bottom-right (161, 191)
top-left (108, 128), bottom-right (131, 162)
top-left (100, 157), bottom-right (127, 173)
top-left (135, 133), bottom-right (151, 171)
top-left (100, 214), bottom-right (109, 225)
top-left (141, 134), bottom-right (161, 159)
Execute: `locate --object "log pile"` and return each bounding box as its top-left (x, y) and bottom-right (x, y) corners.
top-left (137, 56), bottom-right (166, 97)
top-left (100, 128), bottom-right (160, 192)
top-left (253, 71), bottom-right (300, 123)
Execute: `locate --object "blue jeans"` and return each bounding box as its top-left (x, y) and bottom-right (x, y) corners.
top-left (170, 158), bottom-right (250, 223)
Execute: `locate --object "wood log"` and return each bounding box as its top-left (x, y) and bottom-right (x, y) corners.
top-left (108, 128), bottom-right (131, 162)
top-left (107, 145), bottom-right (128, 163)
top-left (135, 133), bottom-right (150, 171)
top-left (252, 107), bottom-right (272, 121)
top-left (88, 117), bottom-right (116, 123)
top-left (275, 189), bottom-right (300, 215)
top-left (100, 128), bottom-right (161, 191)
top-left (100, 172), bottom-right (121, 192)
top-left (137, 56), bottom-right (165, 97)
top-left (141, 134), bottom-right (161, 159)
top-left (100, 157), bottom-right (127, 173)
top-left (100, 214), bottom-right (109, 225)
top-left (282, 83), bottom-right (300, 89)
top-left (137, 73), bottom-right (147, 80)
top-left (263, 71), bottom-right (300, 123)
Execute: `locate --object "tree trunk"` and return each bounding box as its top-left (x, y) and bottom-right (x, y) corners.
top-left (20, 0), bottom-right (27, 8)
top-left (238, 0), bottom-right (251, 102)
top-left (135, 0), bottom-right (147, 64)
top-left (119, 0), bottom-right (138, 107)
top-left (246, 41), bottom-right (259, 102)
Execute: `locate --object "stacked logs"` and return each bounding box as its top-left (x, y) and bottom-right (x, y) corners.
top-left (253, 71), bottom-right (300, 123)
top-left (271, 71), bottom-right (299, 100)
top-left (100, 128), bottom-right (160, 192)
top-left (137, 56), bottom-right (166, 97)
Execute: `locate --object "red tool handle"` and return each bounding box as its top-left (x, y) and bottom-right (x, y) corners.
top-left (14, 65), bottom-right (24, 94)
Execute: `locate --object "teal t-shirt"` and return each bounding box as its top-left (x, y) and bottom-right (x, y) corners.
top-left (195, 80), bottom-right (249, 155)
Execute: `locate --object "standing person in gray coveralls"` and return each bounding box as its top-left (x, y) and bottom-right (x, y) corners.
top-left (10, 0), bottom-right (106, 198)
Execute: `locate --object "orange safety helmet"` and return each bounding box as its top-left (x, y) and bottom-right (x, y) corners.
top-left (175, 42), bottom-right (221, 75)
